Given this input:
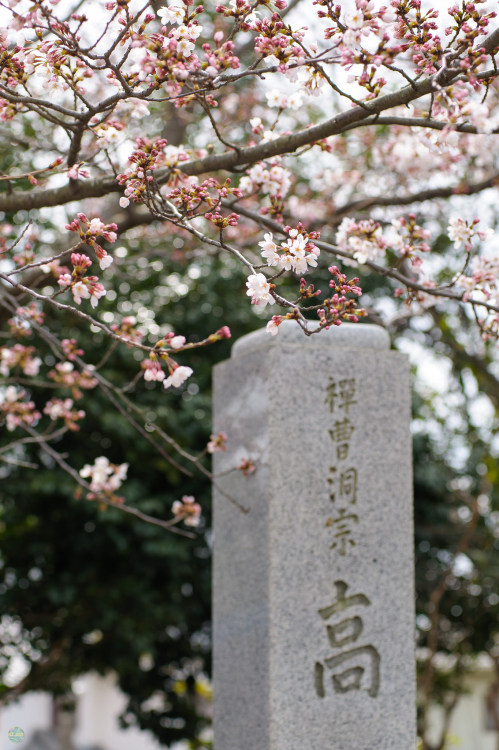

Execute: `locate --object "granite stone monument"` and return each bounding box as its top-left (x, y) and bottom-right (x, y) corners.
top-left (212, 320), bottom-right (416, 750)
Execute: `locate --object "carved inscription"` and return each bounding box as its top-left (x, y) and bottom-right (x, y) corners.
top-left (315, 581), bottom-right (380, 699)
top-left (316, 378), bottom-right (382, 699)
top-left (326, 378), bottom-right (358, 553)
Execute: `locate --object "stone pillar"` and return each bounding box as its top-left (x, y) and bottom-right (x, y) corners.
top-left (212, 321), bottom-right (416, 750)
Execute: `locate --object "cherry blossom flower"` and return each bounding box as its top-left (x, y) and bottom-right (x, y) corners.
top-left (163, 365), bottom-right (193, 389)
top-left (0, 386), bottom-right (41, 431)
top-left (259, 233), bottom-right (280, 266)
top-left (170, 335), bottom-right (186, 349)
top-left (44, 398), bottom-right (85, 430)
top-left (237, 457), bottom-right (256, 476)
top-left (344, 8), bottom-right (364, 30)
top-left (48, 362), bottom-right (98, 398)
top-left (258, 229), bottom-right (320, 275)
top-left (245, 273), bottom-right (275, 307)
top-left (61, 339), bottom-right (84, 361)
top-left (266, 315), bottom-right (284, 335)
top-left (142, 359), bottom-right (166, 382)
top-left (0, 345), bottom-right (41, 376)
top-left (336, 217), bottom-right (387, 265)
top-left (448, 217), bottom-right (492, 251)
top-left (57, 253), bottom-right (107, 309)
top-left (79, 456), bottom-right (128, 497)
top-left (158, 3), bottom-right (185, 25)
top-left (207, 432), bottom-right (228, 453)
top-left (456, 252), bottom-right (499, 302)
top-left (110, 317), bottom-right (142, 345)
top-left (71, 280), bottom-right (90, 305)
top-left (66, 163), bottom-right (90, 180)
top-left (171, 495), bottom-right (202, 527)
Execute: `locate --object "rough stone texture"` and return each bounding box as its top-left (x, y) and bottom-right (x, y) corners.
top-left (213, 321), bottom-right (416, 750)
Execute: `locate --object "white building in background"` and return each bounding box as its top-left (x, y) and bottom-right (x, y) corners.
top-left (424, 658), bottom-right (499, 750)
top-left (0, 665), bottom-right (498, 750)
top-left (0, 673), bottom-right (167, 750)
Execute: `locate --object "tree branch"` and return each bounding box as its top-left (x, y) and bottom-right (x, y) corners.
top-left (2, 27), bottom-right (497, 213)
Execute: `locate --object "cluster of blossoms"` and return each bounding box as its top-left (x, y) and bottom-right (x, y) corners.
top-left (57, 253), bottom-right (106, 309)
top-left (0, 345), bottom-right (41, 377)
top-left (202, 33), bottom-right (240, 77)
top-left (142, 357), bottom-right (194, 389)
top-left (110, 317), bottom-right (143, 346)
top-left (447, 216), bottom-right (493, 252)
top-left (165, 21), bottom-right (203, 59)
top-left (433, 83), bottom-right (498, 135)
top-left (48, 362), bottom-right (97, 399)
top-left (43, 398), bottom-right (86, 431)
top-left (245, 273), bottom-right (275, 308)
top-left (141, 332), bottom-right (193, 388)
top-left (317, 266), bottom-right (366, 328)
top-left (258, 226), bottom-right (320, 274)
top-left (118, 138), bottom-right (193, 207)
top-left (0, 386), bottom-right (41, 432)
top-left (166, 177), bottom-right (241, 221)
top-left (456, 253), bottom-right (499, 303)
top-left (246, 226), bottom-right (321, 308)
top-left (91, 117), bottom-right (125, 149)
top-left (315, 0), bottom-right (401, 94)
top-left (65, 214), bottom-right (117, 270)
top-left (253, 14), bottom-right (306, 70)
top-left (384, 215), bottom-right (431, 266)
top-left (331, 2), bottom-right (397, 49)
top-left (165, 363), bottom-right (194, 389)
top-left (171, 495), bottom-right (202, 527)
top-left (157, 3), bottom-right (186, 25)
top-left (157, 2), bottom-right (204, 59)
top-left (337, 215), bottom-right (430, 267)
top-left (7, 303), bottom-right (44, 338)
top-left (79, 456), bottom-right (128, 503)
top-left (61, 338), bottom-right (84, 361)
top-left (141, 327), bottom-right (230, 387)
top-left (336, 217), bottom-right (387, 265)
top-left (207, 431), bottom-right (228, 453)
top-left (239, 161), bottom-right (292, 200)
top-left (237, 457), bottom-right (256, 476)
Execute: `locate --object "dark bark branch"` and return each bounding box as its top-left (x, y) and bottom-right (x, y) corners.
top-left (365, 114), bottom-right (499, 135)
top-left (334, 172), bottom-right (499, 218)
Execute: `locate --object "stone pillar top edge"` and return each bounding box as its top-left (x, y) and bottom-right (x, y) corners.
top-left (231, 320), bottom-right (390, 359)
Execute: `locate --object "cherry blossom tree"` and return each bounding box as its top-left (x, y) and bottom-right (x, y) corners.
top-left (0, 0), bottom-right (499, 745)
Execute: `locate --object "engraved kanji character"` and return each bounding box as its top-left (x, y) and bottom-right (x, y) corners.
top-left (318, 580), bottom-right (370, 621)
top-left (326, 508), bottom-right (358, 555)
top-left (339, 467), bottom-right (357, 504)
top-left (338, 378), bottom-right (357, 414)
top-left (314, 582), bottom-right (380, 701)
top-left (329, 418), bottom-right (354, 460)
